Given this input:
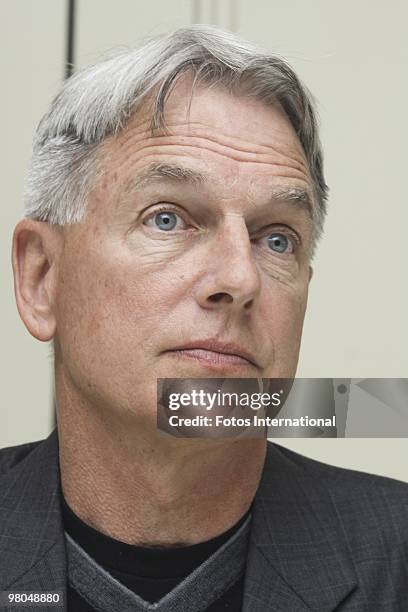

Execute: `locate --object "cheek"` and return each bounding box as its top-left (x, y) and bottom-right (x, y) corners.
top-left (55, 247), bottom-right (186, 362)
top-left (54, 252), bottom-right (159, 413)
top-left (259, 280), bottom-right (308, 375)
top-left (278, 290), bottom-right (306, 332)
top-left (54, 244), bottom-right (196, 416)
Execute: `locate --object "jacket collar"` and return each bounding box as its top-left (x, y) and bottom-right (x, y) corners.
top-left (0, 432), bottom-right (357, 610)
top-left (0, 429), bottom-right (66, 594)
top-left (243, 442), bottom-right (358, 611)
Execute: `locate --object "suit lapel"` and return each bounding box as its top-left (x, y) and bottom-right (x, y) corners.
top-left (0, 430), bottom-right (67, 603)
top-left (243, 544), bottom-right (311, 611)
top-left (243, 442), bottom-right (358, 611)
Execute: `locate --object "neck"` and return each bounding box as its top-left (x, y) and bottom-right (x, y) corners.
top-left (57, 377), bottom-right (267, 547)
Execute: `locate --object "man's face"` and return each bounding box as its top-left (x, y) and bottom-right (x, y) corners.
top-left (53, 79), bottom-right (315, 424)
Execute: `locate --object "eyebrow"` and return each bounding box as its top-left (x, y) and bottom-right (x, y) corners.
top-left (129, 161), bottom-right (313, 216)
top-left (266, 186), bottom-right (313, 216)
top-left (129, 162), bottom-right (206, 190)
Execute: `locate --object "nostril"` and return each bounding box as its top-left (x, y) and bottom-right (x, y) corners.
top-left (208, 292), bottom-right (233, 304)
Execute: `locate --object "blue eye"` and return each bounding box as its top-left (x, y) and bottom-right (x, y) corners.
top-left (155, 212), bottom-right (178, 231)
top-left (143, 209), bottom-right (189, 232)
top-left (267, 233), bottom-right (292, 253)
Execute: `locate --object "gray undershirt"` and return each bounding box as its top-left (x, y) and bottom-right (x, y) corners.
top-left (65, 513), bottom-right (252, 612)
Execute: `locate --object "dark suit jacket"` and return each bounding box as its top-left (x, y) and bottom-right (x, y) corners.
top-left (0, 430), bottom-right (407, 611)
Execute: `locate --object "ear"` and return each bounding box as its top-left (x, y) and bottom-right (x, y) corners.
top-left (12, 219), bottom-right (62, 342)
top-left (308, 265), bottom-right (314, 283)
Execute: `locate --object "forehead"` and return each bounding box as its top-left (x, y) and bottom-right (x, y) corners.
top-left (96, 79), bottom-right (313, 214)
top-left (106, 77), bottom-right (306, 156)
top-left (156, 77), bottom-right (303, 148)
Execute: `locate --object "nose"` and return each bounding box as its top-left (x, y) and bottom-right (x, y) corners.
top-left (194, 215), bottom-right (261, 313)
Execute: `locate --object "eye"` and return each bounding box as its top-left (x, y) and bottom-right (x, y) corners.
top-left (266, 232), bottom-right (294, 254)
top-left (144, 210), bottom-right (187, 231)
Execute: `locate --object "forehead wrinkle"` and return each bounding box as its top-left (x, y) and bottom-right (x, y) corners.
top-left (163, 122), bottom-right (309, 172)
top-left (107, 114), bottom-right (309, 173)
top-left (118, 133), bottom-right (307, 175)
top-left (116, 143), bottom-right (309, 188)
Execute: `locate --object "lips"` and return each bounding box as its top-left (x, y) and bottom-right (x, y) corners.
top-left (165, 339), bottom-right (259, 368)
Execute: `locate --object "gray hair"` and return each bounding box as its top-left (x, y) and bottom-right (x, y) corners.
top-left (24, 25), bottom-right (328, 243)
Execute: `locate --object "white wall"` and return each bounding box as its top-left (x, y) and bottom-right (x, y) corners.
top-left (1, 0), bottom-right (65, 447)
top-left (1, 0), bottom-right (407, 482)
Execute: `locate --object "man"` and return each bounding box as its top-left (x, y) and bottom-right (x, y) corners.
top-left (1, 25), bottom-right (407, 611)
